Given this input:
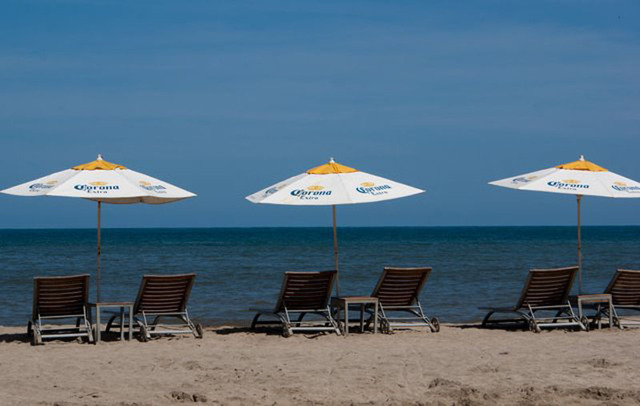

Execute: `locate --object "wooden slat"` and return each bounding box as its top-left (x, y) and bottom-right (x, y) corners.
top-left (34, 274), bottom-right (89, 318)
top-left (607, 269), bottom-right (640, 305)
top-left (373, 267), bottom-right (431, 307)
top-left (275, 271), bottom-right (336, 311)
top-left (519, 267), bottom-right (577, 308)
top-left (135, 274), bottom-right (195, 314)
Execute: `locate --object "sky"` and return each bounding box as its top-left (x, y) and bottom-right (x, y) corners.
top-left (1, 0), bottom-right (639, 228)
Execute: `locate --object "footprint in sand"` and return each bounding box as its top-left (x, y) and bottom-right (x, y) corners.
top-left (182, 360), bottom-right (204, 370)
top-left (587, 358), bottom-right (620, 369)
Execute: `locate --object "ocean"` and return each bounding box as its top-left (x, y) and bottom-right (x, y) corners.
top-left (1, 226), bottom-right (639, 327)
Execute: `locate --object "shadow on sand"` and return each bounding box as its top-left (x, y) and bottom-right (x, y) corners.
top-left (213, 325), bottom-right (333, 339)
top-left (445, 322), bottom-right (529, 332)
top-left (0, 331), bottom-right (30, 343)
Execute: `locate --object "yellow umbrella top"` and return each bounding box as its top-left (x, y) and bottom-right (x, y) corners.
top-left (71, 154), bottom-right (127, 171)
top-left (306, 158), bottom-right (358, 175)
top-left (555, 155), bottom-right (607, 172)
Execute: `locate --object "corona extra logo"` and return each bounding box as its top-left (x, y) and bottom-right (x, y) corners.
top-left (138, 180), bottom-right (167, 193)
top-left (290, 185), bottom-right (332, 199)
top-left (29, 180), bottom-right (58, 192)
top-left (265, 185), bottom-right (283, 196)
top-left (74, 181), bottom-right (120, 193)
top-left (547, 179), bottom-right (589, 190)
top-left (512, 176), bottom-right (538, 184)
top-left (612, 181), bottom-right (640, 193)
top-left (356, 182), bottom-right (392, 195)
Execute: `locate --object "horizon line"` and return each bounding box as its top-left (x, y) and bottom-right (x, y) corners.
top-left (1, 224), bottom-right (640, 231)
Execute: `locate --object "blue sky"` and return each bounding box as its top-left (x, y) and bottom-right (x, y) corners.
top-left (1, 0), bottom-right (639, 228)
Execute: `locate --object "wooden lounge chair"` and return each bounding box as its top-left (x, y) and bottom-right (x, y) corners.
top-left (366, 267), bottom-right (439, 333)
top-left (27, 274), bottom-right (94, 345)
top-left (106, 273), bottom-right (203, 341)
top-left (481, 266), bottom-right (586, 332)
top-left (251, 271), bottom-right (341, 337)
top-left (595, 269), bottom-right (640, 329)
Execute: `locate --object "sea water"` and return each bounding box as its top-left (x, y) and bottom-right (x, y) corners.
top-left (1, 226), bottom-right (639, 326)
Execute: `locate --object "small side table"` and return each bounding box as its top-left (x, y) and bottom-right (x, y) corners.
top-left (90, 302), bottom-right (134, 343)
top-left (331, 296), bottom-right (378, 336)
top-left (577, 294), bottom-right (613, 330)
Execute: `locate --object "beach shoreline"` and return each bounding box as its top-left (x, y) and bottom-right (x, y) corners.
top-left (1, 324), bottom-right (639, 405)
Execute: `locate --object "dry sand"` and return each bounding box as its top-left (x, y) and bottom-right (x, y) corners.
top-left (1, 324), bottom-right (640, 405)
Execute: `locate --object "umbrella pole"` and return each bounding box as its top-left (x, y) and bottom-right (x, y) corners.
top-left (577, 195), bottom-right (583, 294)
top-left (332, 205), bottom-right (340, 296)
top-left (97, 201), bottom-right (102, 303)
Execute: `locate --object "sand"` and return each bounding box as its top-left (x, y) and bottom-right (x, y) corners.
top-left (1, 325), bottom-right (640, 406)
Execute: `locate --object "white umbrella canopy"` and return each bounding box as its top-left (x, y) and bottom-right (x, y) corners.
top-left (489, 155), bottom-right (640, 292)
top-left (489, 156), bottom-right (640, 198)
top-left (2, 155), bottom-right (195, 203)
top-left (246, 158), bottom-right (425, 294)
top-left (1, 154), bottom-right (196, 300)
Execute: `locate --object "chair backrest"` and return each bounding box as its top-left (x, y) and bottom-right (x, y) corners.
top-left (275, 271), bottom-right (336, 312)
top-left (371, 267), bottom-right (432, 307)
top-left (133, 273), bottom-right (196, 315)
top-left (515, 266), bottom-right (577, 309)
top-left (33, 274), bottom-right (90, 319)
top-left (605, 269), bottom-right (640, 306)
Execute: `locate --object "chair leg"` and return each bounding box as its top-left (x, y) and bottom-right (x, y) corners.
top-left (414, 303), bottom-right (436, 331)
top-left (32, 324), bottom-right (43, 346)
top-left (322, 307), bottom-right (341, 335)
top-left (295, 312), bottom-right (307, 326)
top-left (178, 313), bottom-right (202, 338)
top-left (364, 313), bottom-right (373, 330)
top-left (251, 313), bottom-right (262, 330)
top-left (27, 320), bottom-right (33, 338)
top-left (85, 317), bottom-right (94, 344)
top-left (150, 316), bottom-right (162, 331)
top-left (526, 306), bottom-right (537, 332)
top-left (105, 314), bottom-right (119, 334)
top-left (551, 310), bottom-right (564, 323)
top-left (280, 313), bottom-right (293, 337)
top-left (481, 311), bottom-right (495, 327)
top-left (566, 304), bottom-right (586, 331)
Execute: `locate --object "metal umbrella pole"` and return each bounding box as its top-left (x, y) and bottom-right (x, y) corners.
top-left (577, 195), bottom-right (583, 294)
top-left (332, 205), bottom-right (340, 296)
top-left (97, 201), bottom-right (102, 303)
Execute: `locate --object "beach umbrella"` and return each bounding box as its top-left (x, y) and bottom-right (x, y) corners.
top-left (489, 155), bottom-right (640, 293)
top-left (246, 158), bottom-right (424, 295)
top-left (1, 155), bottom-right (196, 301)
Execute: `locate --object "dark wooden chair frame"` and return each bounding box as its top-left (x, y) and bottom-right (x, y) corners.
top-left (594, 269), bottom-right (640, 329)
top-left (251, 271), bottom-right (341, 337)
top-left (481, 266), bottom-right (586, 332)
top-left (27, 274), bottom-right (94, 345)
top-left (106, 273), bottom-right (203, 341)
top-left (365, 267), bottom-right (439, 333)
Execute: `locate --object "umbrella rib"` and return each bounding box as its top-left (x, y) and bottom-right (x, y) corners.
top-left (593, 173), bottom-right (616, 198)
top-left (334, 173), bottom-right (354, 205)
top-left (32, 170), bottom-right (79, 197)
top-left (116, 170), bottom-right (156, 200)
top-left (517, 168), bottom-right (558, 192)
